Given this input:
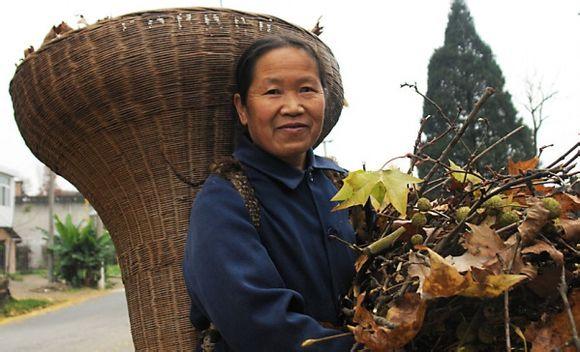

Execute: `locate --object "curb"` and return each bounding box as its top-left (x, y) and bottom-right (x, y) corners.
top-left (0, 288), bottom-right (125, 326)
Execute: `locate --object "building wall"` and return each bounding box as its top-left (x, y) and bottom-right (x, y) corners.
top-left (0, 229), bottom-right (17, 274)
top-left (0, 171), bottom-right (15, 228)
top-left (13, 197), bottom-right (93, 269)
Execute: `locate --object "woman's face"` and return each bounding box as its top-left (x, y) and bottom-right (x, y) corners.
top-left (234, 47), bottom-right (325, 170)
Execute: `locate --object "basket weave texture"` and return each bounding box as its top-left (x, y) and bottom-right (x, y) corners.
top-left (10, 7), bottom-right (344, 351)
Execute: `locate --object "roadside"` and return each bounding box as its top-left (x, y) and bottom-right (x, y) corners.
top-left (0, 289), bottom-right (132, 352)
top-left (1, 271), bottom-right (123, 324)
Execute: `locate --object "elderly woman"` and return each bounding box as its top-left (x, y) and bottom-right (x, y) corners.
top-left (183, 36), bottom-right (357, 351)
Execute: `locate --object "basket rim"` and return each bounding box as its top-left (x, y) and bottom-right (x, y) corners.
top-left (12, 6), bottom-right (320, 75)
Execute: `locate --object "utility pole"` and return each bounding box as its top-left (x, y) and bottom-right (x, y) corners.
top-left (47, 169), bottom-right (56, 283)
top-left (96, 215), bottom-right (105, 290)
top-left (322, 140), bottom-right (333, 157)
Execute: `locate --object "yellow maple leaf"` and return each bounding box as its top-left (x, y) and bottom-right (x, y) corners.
top-left (415, 246), bottom-right (526, 299)
top-left (332, 169), bottom-right (422, 217)
top-left (461, 271), bottom-right (527, 298)
top-left (449, 160), bottom-right (483, 185)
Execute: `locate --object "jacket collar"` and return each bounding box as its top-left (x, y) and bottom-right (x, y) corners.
top-left (233, 134), bottom-right (345, 190)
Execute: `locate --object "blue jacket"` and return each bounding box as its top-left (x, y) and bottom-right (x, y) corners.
top-left (183, 135), bottom-right (357, 351)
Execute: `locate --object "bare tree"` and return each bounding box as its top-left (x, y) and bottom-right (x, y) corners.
top-left (523, 77), bottom-right (557, 155)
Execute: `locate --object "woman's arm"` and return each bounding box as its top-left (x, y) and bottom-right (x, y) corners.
top-left (183, 175), bottom-right (354, 351)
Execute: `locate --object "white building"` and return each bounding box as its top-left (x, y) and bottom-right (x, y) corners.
top-left (0, 166), bottom-right (21, 274)
top-left (13, 181), bottom-right (93, 269)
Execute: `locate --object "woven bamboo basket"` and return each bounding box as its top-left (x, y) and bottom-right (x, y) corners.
top-left (10, 7), bottom-right (344, 351)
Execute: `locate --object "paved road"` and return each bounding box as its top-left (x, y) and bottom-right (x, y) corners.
top-left (0, 290), bottom-right (133, 352)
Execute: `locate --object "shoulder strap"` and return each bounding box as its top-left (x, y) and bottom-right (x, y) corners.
top-left (322, 169), bottom-right (345, 191)
top-left (210, 157), bottom-right (261, 232)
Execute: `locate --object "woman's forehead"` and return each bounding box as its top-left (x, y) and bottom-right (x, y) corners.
top-left (252, 48), bottom-right (320, 81)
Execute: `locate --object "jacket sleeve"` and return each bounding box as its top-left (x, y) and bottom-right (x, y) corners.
top-left (183, 176), bottom-right (355, 352)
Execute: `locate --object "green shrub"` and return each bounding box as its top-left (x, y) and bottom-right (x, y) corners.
top-left (44, 215), bottom-right (115, 288)
top-left (106, 264), bottom-right (121, 278)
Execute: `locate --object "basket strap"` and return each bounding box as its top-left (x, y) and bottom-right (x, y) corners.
top-left (322, 169), bottom-right (345, 191)
top-left (210, 157), bottom-right (261, 233)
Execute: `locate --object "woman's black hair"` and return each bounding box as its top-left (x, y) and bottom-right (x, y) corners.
top-left (235, 36), bottom-right (327, 105)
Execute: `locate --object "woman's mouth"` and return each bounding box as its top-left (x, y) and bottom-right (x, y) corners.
top-left (278, 123), bottom-right (309, 131)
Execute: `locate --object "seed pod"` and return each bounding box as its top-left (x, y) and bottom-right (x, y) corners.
top-left (411, 213), bottom-right (427, 228)
top-left (483, 195), bottom-right (503, 215)
top-left (416, 197), bottom-right (432, 212)
top-left (456, 206), bottom-right (471, 222)
top-left (497, 210), bottom-right (519, 228)
top-left (541, 197), bottom-right (561, 219)
top-left (410, 234), bottom-right (424, 246)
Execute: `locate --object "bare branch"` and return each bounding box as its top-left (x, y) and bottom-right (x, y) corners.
top-left (401, 82), bottom-right (454, 127)
top-left (467, 125), bottom-right (525, 167)
top-left (523, 77), bottom-right (558, 154)
top-left (558, 267), bottom-right (580, 351)
top-left (419, 87), bottom-right (496, 196)
top-left (547, 141), bottom-right (580, 169)
top-left (407, 115), bottom-right (432, 173)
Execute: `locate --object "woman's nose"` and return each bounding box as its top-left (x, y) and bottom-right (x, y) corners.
top-left (280, 93), bottom-right (305, 116)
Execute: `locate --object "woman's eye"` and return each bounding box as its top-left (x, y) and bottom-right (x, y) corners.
top-left (265, 88), bottom-right (280, 95)
top-left (299, 86), bottom-right (315, 93)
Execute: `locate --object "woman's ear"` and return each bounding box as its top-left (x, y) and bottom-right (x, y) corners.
top-left (233, 93), bottom-right (248, 126)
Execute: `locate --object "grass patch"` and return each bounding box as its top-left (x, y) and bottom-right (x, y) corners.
top-left (8, 273), bottom-right (23, 282)
top-left (21, 268), bottom-right (48, 278)
top-left (106, 264), bottom-right (121, 278)
top-left (1, 297), bottom-right (52, 317)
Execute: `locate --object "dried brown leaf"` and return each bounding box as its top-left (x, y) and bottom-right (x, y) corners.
top-left (553, 193), bottom-right (580, 218)
top-left (560, 218), bottom-right (580, 245)
top-left (463, 223), bottom-right (506, 257)
top-left (355, 254), bottom-right (369, 273)
top-left (521, 240), bottom-right (564, 297)
top-left (408, 252), bottom-right (429, 294)
top-left (417, 246), bottom-right (527, 299)
top-left (446, 252), bottom-right (488, 273)
top-left (352, 292), bottom-right (427, 351)
top-left (432, 203), bottom-right (449, 212)
top-left (416, 246), bottom-right (469, 299)
top-left (451, 228), bottom-right (514, 274)
top-left (521, 240), bottom-right (564, 266)
top-left (525, 289), bottom-right (580, 352)
top-left (508, 157), bottom-right (539, 175)
top-left (461, 270), bottom-right (526, 298)
top-left (528, 266), bottom-right (562, 298)
top-left (519, 202), bottom-right (551, 244)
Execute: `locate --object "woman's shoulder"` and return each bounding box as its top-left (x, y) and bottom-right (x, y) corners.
top-left (194, 174), bottom-right (241, 207)
top-left (312, 154), bottom-right (348, 174)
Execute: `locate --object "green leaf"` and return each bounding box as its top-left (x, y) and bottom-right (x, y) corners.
top-left (380, 170), bottom-right (422, 217)
top-left (332, 169), bottom-right (422, 217)
top-left (331, 170), bottom-right (380, 210)
top-left (449, 160), bottom-right (483, 185)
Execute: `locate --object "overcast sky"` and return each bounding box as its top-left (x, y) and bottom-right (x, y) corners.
top-left (1, 0), bottom-right (578, 195)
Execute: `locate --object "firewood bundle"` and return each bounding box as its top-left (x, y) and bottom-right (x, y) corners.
top-left (308, 86), bottom-right (579, 352)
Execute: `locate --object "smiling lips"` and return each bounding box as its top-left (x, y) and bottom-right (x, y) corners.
top-left (277, 122), bottom-right (309, 131)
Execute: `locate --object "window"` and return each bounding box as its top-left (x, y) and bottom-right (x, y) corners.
top-left (0, 241), bottom-right (5, 273)
top-left (0, 173), bottom-right (10, 206)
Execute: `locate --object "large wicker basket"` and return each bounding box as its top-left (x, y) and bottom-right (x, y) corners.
top-left (10, 7), bottom-right (344, 351)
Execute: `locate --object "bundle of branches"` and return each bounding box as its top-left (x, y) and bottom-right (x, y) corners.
top-left (306, 87), bottom-right (579, 351)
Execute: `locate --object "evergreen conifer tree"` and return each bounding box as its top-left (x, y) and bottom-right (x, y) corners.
top-left (418, 0), bottom-right (534, 177)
